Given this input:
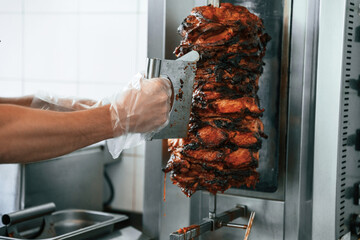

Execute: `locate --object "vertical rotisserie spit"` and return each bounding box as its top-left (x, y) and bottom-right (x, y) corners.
top-left (164, 3), bottom-right (270, 196)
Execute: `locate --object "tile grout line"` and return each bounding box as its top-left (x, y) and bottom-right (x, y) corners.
top-left (0, 11), bottom-right (146, 15)
top-left (76, 0), bottom-right (80, 96)
top-left (21, 0), bottom-right (25, 94)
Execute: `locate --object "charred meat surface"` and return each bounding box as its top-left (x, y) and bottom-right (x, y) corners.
top-left (165, 3), bottom-right (270, 196)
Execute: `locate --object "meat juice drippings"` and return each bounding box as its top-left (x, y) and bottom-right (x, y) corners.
top-left (163, 173), bottom-right (166, 217)
top-left (165, 3), bottom-right (270, 197)
top-left (163, 172), bottom-right (166, 202)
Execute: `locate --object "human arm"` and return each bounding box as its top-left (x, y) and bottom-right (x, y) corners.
top-left (0, 104), bottom-right (113, 163)
top-left (0, 95), bottom-right (34, 108)
top-left (0, 95), bottom-right (97, 111)
top-left (0, 76), bottom-right (172, 163)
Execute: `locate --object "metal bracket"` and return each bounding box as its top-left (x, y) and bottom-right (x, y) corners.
top-left (169, 195), bottom-right (255, 240)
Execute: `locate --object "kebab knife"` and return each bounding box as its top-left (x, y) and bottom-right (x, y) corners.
top-left (145, 51), bottom-right (199, 139)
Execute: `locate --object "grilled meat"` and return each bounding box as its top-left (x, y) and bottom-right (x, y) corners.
top-left (165, 3), bottom-right (270, 196)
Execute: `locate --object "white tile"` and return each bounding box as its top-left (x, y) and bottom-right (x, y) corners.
top-left (24, 81), bottom-right (77, 96)
top-left (139, 0), bottom-right (148, 13)
top-left (79, 0), bottom-right (137, 13)
top-left (79, 14), bottom-right (137, 84)
top-left (24, 0), bottom-right (78, 13)
top-left (136, 13), bottom-right (147, 72)
top-left (0, 15), bottom-right (22, 79)
top-left (78, 82), bottom-right (124, 100)
top-left (0, 80), bottom-right (22, 97)
top-left (24, 14), bottom-right (77, 82)
top-left (0, 0), bottom-right (22, 12)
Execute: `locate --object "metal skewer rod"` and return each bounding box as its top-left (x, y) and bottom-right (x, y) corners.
top-left (209, 0), bottom-right (220, 8)
top-left (244, 212), bottom-right (255, 240)
top-left (209, 193), bottom-right (217, 219)
top-left (222, 222), bottom-right (247, 229)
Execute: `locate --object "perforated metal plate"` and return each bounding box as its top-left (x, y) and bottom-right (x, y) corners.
top-left (337, 0), bottom-right (360, 238)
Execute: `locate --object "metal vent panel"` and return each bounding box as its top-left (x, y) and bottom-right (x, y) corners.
top-left (337, 0), bottom-right (360, 238)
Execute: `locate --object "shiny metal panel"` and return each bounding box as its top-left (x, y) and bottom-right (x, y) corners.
top-left (284, 0), bottom-right (319, 239)
top-left (143, 140), bottom-right (166, 239)
top-left (312, 0), bottom-right (348, 239)
top-left (197, 193), bottom-right (284, 240)
top-left (0, 164), bottom-right (22, 226)
top-left (23, 147), bottom-right (104, 211)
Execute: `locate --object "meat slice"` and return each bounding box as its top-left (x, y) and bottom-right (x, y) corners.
top-left (196, 125), bottom-right (228, 146)
top-left (165, 3), bottom-right (270, 196)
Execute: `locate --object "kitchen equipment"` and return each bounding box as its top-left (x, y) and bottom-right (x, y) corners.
top-left (145, 51), bottom-right (199, 139)
top-left (169, 194), bottom-right (255, 240)
top-left (0, 203), bottom-right (128, 240)
top-left (144, 0), bottom-right (289, 238)
top-left (0, 145), bottom-right (108, 223)
top-left (143, 0), bottom-right (360, 239)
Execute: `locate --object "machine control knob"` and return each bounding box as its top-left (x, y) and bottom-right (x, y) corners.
top-left (350, 214), bottom-right (360, 236)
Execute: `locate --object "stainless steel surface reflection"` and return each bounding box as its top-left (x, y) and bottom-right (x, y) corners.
top-left (0, 209), bottom-right (128, 240)
top-left (222, 0), bottom-right (287, 194)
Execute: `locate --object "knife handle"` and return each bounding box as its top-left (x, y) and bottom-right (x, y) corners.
top-left (146, 58), bottom-right (162, 79)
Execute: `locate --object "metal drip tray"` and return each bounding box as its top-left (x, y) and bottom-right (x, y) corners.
top-left (0, 207), bottom-right (128, 240)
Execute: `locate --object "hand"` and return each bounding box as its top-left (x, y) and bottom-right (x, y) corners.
top-left (110, 73), bottom-right (172, 136)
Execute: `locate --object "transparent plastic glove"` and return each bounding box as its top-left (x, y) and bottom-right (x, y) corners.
top-left (106, 73), bottom-right (172, 159)
top-left (31, 91), bottom-right (102, 112)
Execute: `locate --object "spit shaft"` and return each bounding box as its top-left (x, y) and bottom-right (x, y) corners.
top-left (210, 0), bottom-right (220, 8)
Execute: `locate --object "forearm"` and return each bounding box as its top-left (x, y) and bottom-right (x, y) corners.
top-left (0, 95), bottom-right (97, 111)
top-left (0, 105), bottom-right (114, 163)
top-left (0, 96), bottom-right (34, 107)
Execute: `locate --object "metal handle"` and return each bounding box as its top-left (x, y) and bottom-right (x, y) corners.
top-left (2, 203), bottom-right (56, 225)
top-left (222, 222), bottom-right (247, 229)
top-left (145, 58), bottom-right (161, 79)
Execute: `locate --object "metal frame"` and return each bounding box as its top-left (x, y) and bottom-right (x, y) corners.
top-left (144, 0), bottom-right (322, 239)
top-left (312, 0), bottom-right (350, 239)
top-left (284, 0), bottom-right (320, 239)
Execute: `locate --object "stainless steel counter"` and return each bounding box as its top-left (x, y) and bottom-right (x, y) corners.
top-left (97, 227), bottom-right (150, 240)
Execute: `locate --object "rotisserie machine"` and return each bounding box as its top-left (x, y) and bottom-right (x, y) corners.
top-left (143, 0), bottom-right (360, 239)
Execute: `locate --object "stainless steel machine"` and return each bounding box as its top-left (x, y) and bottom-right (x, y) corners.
top-left (143, 0), bottom-right (360, 239)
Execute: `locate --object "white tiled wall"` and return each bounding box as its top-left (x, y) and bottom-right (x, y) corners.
top-left (0, 0), bottom-right (148, 99)
top-left (0, 0), bottom-right (148, 212)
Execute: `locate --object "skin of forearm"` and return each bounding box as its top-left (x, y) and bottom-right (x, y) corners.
top-left (0, 96), bottom-right (34, 107)
top-left (0, 104), bottom-right (115, 163)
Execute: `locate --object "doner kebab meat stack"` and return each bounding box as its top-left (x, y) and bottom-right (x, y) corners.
top-left (164, 3), bottom-right (271, 197)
